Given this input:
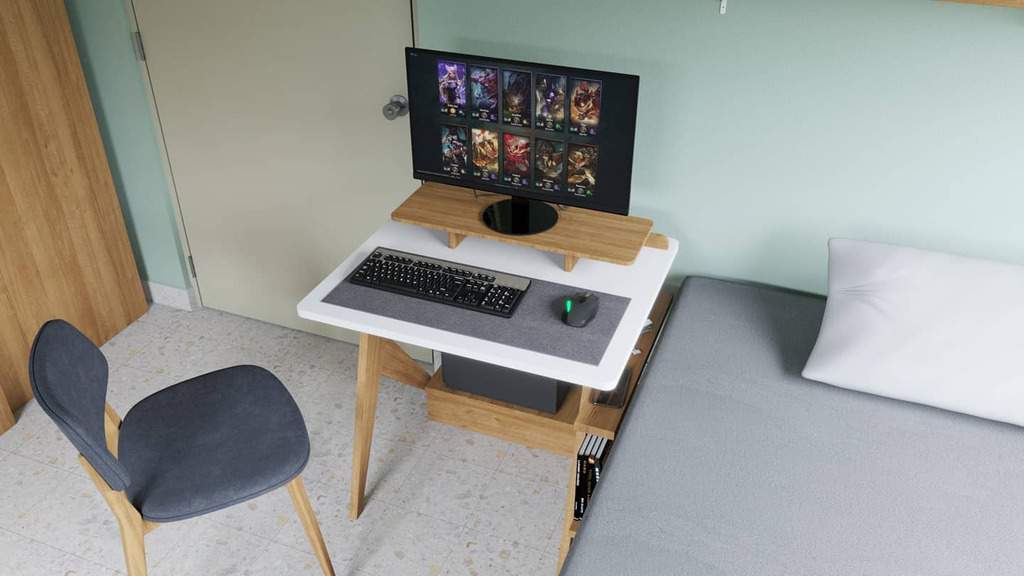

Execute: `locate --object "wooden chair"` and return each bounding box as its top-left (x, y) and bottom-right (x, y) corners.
top-left (28, 319), bottom-right (336, 576)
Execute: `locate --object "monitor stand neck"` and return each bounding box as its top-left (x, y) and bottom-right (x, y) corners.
top-left (481, 196), bottom-right (559, 236)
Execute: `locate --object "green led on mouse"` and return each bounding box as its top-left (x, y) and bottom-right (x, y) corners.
top-left (562, 292), bottom-right (599, 328)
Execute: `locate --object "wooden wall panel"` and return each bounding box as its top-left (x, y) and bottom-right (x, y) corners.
top-left (0, 0), bottom-right (148, 429)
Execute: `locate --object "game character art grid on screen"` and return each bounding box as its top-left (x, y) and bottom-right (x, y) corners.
top-left (469, 66), bottom-right (498, 123)
top-left (502, 70), bottom-right (532, 128)
top-left (535, 74), bottom-right (566, 132)
top-left (438, 61), bottom-right (466, 117)
top-left (437, 61), bottom-right (598, 196)
top-left (567, 144), bottom-right (597, 197)
top-left (410, 48), bottom-right (637, 215)
top-left (535, 139), bottom-right (565, 192)
top-left (440, 125), bottom-right (468, 177)
top-left (502, 134), bottom-right (531, 188)
top-left (569, 79), bottom-right (601, 136)
top-left (471, 128), bottom-right (499, 182)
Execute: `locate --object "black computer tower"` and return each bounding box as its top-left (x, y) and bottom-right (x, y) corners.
top-left (441, 353), bottom-right (571, 414)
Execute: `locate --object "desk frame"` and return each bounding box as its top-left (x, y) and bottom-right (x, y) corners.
top-left (346, 290), bottom-right (675, 576)
top-left (298, 218), bottom-right (678, 576)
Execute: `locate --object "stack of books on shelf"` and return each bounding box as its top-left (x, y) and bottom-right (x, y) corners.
top-left (574, 434), bottom-right (611, 520)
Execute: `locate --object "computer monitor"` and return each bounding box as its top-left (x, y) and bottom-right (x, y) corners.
top-left (405, 47), bottom-right (639, 235)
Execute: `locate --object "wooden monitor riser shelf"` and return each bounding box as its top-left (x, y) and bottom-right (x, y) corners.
top-left (392, 183), bottom-right (669, 272)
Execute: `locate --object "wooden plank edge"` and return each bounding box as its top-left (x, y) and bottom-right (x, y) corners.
top-left (427, 369), bottom-right (581, 425)
top-left (426, 370), bottom-right (580, 455)
top-left (644, 232), bottom-right (670, 250)
top-left (447, 232), bottom-right (465, 249)
top-left (0, 387), bottom-right (14, 434)
top-left (574, 289), bottom-right (675, 438)
top-left (568, 519), bottom-right (580, 535)
top-left (392, 213), bottom-right (645, 266)
top-left (391, 184), bottom-right (654, 266)
top-left (380, 339), bottom-right (431, 389)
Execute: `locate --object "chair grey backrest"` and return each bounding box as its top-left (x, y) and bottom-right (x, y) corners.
top-left (29, 319), bottom-right (130, 491)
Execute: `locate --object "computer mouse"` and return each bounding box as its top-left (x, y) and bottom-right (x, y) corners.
top-left (562, 292), bottom-right (599, 328)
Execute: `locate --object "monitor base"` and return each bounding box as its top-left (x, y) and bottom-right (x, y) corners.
top-left (481, 197), bottom-right (558, 236)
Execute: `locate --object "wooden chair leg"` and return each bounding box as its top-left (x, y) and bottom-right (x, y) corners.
top-left (287, 476), bottom-right (336, 576)
top-left (80, 455), bottom-right (148, 576)
top-left (115, 508), bottom-right (148, 576)
top-left (350, 333), bottom-right (382, 520)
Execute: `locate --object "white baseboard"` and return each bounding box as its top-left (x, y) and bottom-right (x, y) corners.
top-left (143, 281), bottom-right (199, 311)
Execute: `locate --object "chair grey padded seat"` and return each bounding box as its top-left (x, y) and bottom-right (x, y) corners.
top-left (564, 276), bottom-right (1024, 576)
top-left (118, 365), bottom-right (310, 523)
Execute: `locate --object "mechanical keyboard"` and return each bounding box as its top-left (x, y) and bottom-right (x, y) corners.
top-left (347, 247), bottom-right (531, 318)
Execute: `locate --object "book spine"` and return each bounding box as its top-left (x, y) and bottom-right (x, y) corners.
top-left (574, 435), bottom-right (593, 520)
top-left (575, 454), bottom-right (590, 520)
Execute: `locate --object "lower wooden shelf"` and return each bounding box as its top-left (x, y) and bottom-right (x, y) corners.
top-left (426, 370), bottom-right (582, 456)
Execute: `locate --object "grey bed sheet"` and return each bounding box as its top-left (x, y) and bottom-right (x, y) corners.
top-left (563, 276), bottom-right (1024, 576)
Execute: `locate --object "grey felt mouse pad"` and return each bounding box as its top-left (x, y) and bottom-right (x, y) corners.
top-left (322, 275), bottom-right (630, 366)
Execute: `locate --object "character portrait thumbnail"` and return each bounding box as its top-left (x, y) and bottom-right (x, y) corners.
top-left (569, 79), bottom-right (601, 136)
top-left (501, 133), bottom-right (531, 188)
top-left (567, 143), bottom-right (598, 196)
top-left (471, 128), bottom-right (499, 182)
top-left (534, 74), bottom-right (566, 132)
top-left (440, 125), bottom-right (468, 177)
top-left (469, 66), bottom-right (499, 123)
top-left (534, 139), bottom-right (565, 193)
top-left (502, 70), bottom-right (532, 128)
top-left (437, 60), bottom-right (466, 117)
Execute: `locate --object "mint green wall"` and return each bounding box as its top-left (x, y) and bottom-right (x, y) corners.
top-left (65, 0), bottom-right (192, 290)
top-left (418, 0), bottom-right (1024, 293)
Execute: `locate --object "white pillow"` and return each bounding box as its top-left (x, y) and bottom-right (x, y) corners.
top-left (803, 238), bottom-right (1024, 427)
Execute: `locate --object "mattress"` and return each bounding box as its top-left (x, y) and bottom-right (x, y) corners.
top-left (563, 276), bottom-right (1024, 576)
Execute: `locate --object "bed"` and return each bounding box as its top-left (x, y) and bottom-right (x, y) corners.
top-left (562, 276), bottom-right (1024, 575)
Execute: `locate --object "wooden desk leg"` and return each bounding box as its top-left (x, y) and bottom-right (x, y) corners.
top-left (350, 333), bottom-right (382, 520)
top-left (0, 387), bottom-right (14, 435)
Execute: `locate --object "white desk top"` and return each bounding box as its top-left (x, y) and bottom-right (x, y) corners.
top-left (298, 221), bottom-right (678, 390)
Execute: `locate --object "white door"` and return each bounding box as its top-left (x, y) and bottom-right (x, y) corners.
top-left (132, 0), bottom-right (415, 343)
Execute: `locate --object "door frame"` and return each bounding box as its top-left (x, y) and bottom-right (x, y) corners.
top-left (122, 0), bottom-right (202, 309)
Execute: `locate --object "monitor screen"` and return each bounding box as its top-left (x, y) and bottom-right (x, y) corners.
top-left (405, 48), bottom-right (639, 216)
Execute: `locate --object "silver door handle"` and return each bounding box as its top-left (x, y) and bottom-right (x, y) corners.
top-left (382, 95), bottom-right (408, 120)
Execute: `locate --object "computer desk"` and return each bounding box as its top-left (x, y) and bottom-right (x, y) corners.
top-left (298, 220), bottom-right (678, 519)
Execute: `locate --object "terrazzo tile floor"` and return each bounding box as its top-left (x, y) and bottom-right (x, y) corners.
top-left (0, 304), bottom-right (567, 575)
